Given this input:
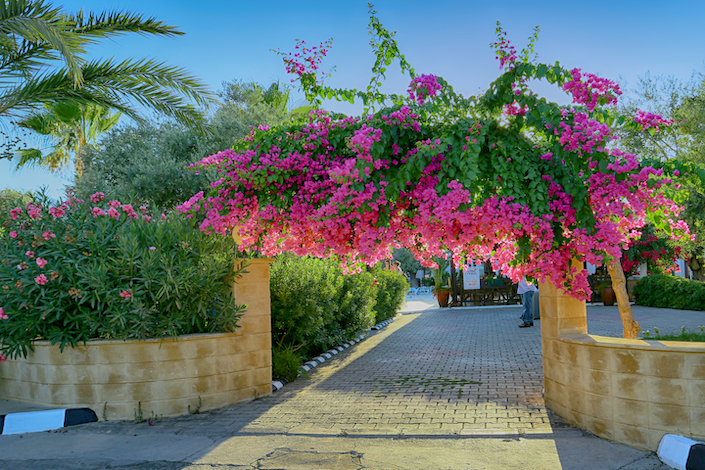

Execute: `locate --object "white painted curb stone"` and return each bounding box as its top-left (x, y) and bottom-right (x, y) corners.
top-left (658, 434), bottom-right (705, 470)
top-left (0, 408), bottom-right (98, 435)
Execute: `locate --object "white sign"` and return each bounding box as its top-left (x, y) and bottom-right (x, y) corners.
top-left (463, 267), bottom-right (481, 290)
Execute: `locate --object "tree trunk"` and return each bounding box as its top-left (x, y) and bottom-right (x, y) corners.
top-left (606, 259), bottom-right (641, 339)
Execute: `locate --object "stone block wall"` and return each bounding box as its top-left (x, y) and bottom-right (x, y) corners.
top-left (0, 258), bottom-right (273, 421)
top-left (541, 279), bottom-right (705, 451)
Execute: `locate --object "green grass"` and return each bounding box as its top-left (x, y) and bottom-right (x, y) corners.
top-left (643, 327), bottom-right (705, 342)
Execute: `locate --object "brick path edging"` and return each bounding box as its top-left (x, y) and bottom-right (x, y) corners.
top-left (271, 314), bottom-right (401, 392)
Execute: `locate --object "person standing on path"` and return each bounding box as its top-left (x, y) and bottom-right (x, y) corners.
top-left (518, 277), bottom-right (538, 327)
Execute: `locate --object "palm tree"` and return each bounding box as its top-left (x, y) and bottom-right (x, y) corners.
top-left (14, 102), bottom-right (120, 174)
top-left (0, 0), bottom-right (214, 165)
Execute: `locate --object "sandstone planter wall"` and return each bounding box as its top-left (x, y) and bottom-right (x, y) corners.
top-left (0, 258), bottom-right (273, 421)
top-left (541, 279), bottom-right (705, 451)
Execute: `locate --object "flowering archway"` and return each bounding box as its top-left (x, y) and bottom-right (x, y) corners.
top-left (180, 8), bottom-right (689, 339)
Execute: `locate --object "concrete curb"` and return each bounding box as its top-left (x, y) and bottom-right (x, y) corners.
top-left (301, 333), bottom-right (367, 373)
top-left (271, 313), bottom-right (402, 392)
top-left (0, 408), bottom-right (98, 435)
top-left (371, 317), bottom-right (395, 330)
top-left (272, 333), bottom-right (368, 392)
top-left (658, 434), bottom-right (705, 470)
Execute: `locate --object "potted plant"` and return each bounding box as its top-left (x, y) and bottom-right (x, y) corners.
top-left (433, 285), bottom-right (451, 307)
top-left (432, 255), bottom-right (451, 307)
top-left (593, 276), bottom-right (616, 306)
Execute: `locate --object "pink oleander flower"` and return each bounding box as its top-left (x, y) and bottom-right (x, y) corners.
top-left (107, 207), bottom-right (120, 219)
top-left (92, 207), bottom-right (107, 217)
top-left (36, 258), bottom-right (48, 269)
top-left (0, 307), bottom-right (7, 320)
top-left (34, 274), bottom-right (48, 285)
top-left (90, 192), bottom-right (105, 203)
top-left (25, 250), bottom-right (35, 258)
top-left (119, 290), bottom-right (133, 298)
top-left (9, 231), bottom-right (17, 238)
top-left (26, 202), bottom-right (42, 219)
top-left (0, 354), bottom-right (6, 362)
top-left (108, 200), bottom-right (121, 209)
top-left (48, 206), bottom-right (66, 218)
top-left (42, 231), bottom-right (56, 240)
top-left (10, 207), bottom-right (22, 220)
top-left (149, 246), bottom-right (156, 251)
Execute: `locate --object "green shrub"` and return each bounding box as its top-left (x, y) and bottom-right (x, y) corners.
top-left (339, 270), bottom-right (376, 333)
top-left (271, 344), bottom-right (304, 382)
top-left (372, 266), bottom-right (409, 323)
top-left (270, 254), bottom-right (377, 360)
top-left (0, 192), bottom-right (244, 360)
top-left (634, 274), bottom-right (705, 310)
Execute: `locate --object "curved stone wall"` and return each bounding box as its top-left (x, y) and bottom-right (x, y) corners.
top-left (0, 259), bottom-right (273, 421)
top-left (540, 280), bottom-right (705, 451)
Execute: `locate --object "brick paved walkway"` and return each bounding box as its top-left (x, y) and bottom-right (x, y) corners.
top-left (76, 303), bottom-right (552, 439)
top-left (69, 300), bottom-right (704, 441)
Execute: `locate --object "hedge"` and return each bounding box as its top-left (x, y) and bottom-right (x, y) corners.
top-left (633, 274), bottom-right (705, 310)
top-left (269, 255), bottom-right (408, 380)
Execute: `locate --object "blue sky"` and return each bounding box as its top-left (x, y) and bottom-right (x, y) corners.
top-left (2, 0), bottom-right (705, 199)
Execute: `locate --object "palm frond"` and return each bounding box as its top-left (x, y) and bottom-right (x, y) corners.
top-left (0, 2), bottom-right (84, 85)
top-left (70, 9), bottom-right (184, 40)
top-left (16, 145), bottom-right (68, 171)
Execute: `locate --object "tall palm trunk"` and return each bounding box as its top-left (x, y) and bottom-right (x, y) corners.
top-left (606, 259), bottom-right (641, 339)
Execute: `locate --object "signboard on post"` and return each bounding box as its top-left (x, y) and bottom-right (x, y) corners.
top-left (463, 266), bottom-right (481, 290)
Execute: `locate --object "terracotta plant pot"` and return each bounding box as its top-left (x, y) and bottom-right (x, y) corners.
top-left (436, 290), bottom-right (450, 307)
top-left (601, 286), bottom-right (616, 306)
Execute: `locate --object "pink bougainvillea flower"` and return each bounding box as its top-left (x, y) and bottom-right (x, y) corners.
top-left (9, 231), bottom-right (17, 238)
top-left (36, 258), bottom-right (48, 269)
top-left (34, 274), bottom-right (48, 285)
top-left (119, 290), bottom-right (133, 298)
top-left (90, 192), bottom-right (105, 203)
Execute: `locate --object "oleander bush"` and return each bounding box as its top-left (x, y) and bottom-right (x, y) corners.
top-left (269, 254), bottom-right (375, 359)
top-left (634, 274), bottom-right (705, 310)
top-left (269, 255), bottom-right (408, 380)
top-left (371, 265), bottom-right (409, 323)
top-left (0, 191), bottom-right (244, 360)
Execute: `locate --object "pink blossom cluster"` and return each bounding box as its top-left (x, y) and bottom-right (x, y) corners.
top-left (26, 202), bottom-right (42, 219)
top-left (180, 98), bottom-right (689, 301)
top-left (504, 100), bottom-right (529, 116)
top-left (179, 35), bottom-right (691, 301)
top-left (492, 30), bottom-right (517, 70)
top-left (551, 111), bottom-right (615, 154)
top-left (562, 68), bottom-right (622, 111)
top-left (280, 39), bottom-right (332, 85)
top-left (634, 110), bottom-right (674, 132)
top-left (407, 74), bottom-right (442, 105)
